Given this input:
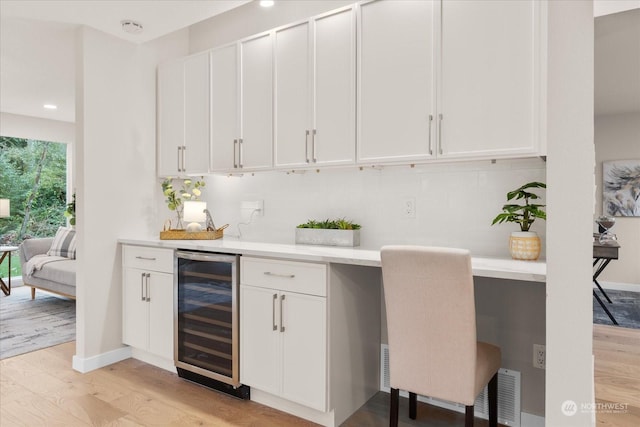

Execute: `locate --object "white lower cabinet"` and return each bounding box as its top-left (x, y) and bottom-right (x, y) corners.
top-left (240, 257), bottom-right (327, 411)
top-left (122, 245), bottom-right (174, 361)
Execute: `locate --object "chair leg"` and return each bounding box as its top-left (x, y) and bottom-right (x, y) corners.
top-left (31, 287), bottom-right (35, 300)
top-left (465, 405), bottom-right (474, 427)
top-left (390, 388), bottom-right (399, 427)
top-left (488, 373), bottom-right (498, 427)
top-left (409, 392), bottom-right (417, 419)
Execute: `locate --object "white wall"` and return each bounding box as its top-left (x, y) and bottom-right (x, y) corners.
top-left (73, 26), bottom-right (188, 365)
top-left (201, 159), bottom-right (546, 256)
top-left (545, 1), bottom-right (595, 426)
top-left (594, 113), bottom-right (640, 287)
top-left (0, 112), bottom-right (74, 144)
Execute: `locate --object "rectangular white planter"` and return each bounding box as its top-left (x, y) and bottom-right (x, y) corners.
top-left (295, 228), bottom-right (360, 247)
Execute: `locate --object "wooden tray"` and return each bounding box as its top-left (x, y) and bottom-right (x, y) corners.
top-left (160, 226), bottom-right (225, 240)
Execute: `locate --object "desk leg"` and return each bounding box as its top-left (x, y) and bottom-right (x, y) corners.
top-left (593, 258), bottom-right (613, 303)
top-left (593, 290), bottom-right (618, 325)
top-left (0, 251), bottom-right (10, 296)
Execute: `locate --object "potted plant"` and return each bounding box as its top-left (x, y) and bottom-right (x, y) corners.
top-left (492, 181), bottom-right (546, 260)
top-left (161, 177), bottom-right (205, 229)
top-left (295, 218), bottom-right (361, 247)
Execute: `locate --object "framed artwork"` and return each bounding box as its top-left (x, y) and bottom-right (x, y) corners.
top-left (603, 160), bottom-right (640, 217)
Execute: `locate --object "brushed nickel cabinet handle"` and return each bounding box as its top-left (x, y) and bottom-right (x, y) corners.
top-left (438, 114), bottom-right (443, 155)
top-left (305, 130), bottom-right (310, 163)
top-left (312, 129), bottom-right (317, 163)
top-left (177, 146), bottom-right (182, 172)
top-left (239, 138), bottom-right (244, 169)
top-left (233, 139), bottom-right (238, 168)
top-left (135, 256), bottom-right (156, 261)
top-left (141, 273), bottom-right (145, 301)
top-left (264, 272), bottom-right (295, 279)
top-left (280, 294), bottom-right (286, 332)
top-left (145, 273), bottom-right (151, 302)
top-left (272, 293), bottom-right (278, 331)
top-left (428, 114), bottom-right (433, 155)
top-left (182, 145), bottom-right (186, 171)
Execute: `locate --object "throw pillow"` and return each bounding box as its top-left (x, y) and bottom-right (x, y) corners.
top-left (47, 227), bottom-right (77, 259)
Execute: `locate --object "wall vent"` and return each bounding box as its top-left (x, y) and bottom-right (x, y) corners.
top-left (380, 344), bottom-right (521, 427)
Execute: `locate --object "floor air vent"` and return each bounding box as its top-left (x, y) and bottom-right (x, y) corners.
top-left (380, 344), bottom-right (521, 427)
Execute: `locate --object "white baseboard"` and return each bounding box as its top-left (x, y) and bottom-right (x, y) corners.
top-left (131, 348), bottom-right (176, 373)
top-left (72, 346), bottom-right (132, 373)
top-left (597, 281), bottom-right (640, 292)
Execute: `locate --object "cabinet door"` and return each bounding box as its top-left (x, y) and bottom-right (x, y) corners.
top-left (240, 285), bottom-right (280, 395)
top-left (157, 59), bottom-right (184, 176)
top-left (281, 292), bottom-right (327, 411)
top-left (274, 21), bottom-right (312, 168)
top-left (240, 33), bottom-right (273, 170)
top-left (313, 7), bottom-right (356, 166)
top-left (358, 0), bottom-right (436, 163)
top-left (184, 52), bottom-right (210, 174)
top-left (211, 44), bottom-right (239, 172)
top-left (439, 0), bottom-right (539, 158)
top-left (148, 272), bottom-right (174, 360)
top-left (123, 268), bottom-right (149, 349)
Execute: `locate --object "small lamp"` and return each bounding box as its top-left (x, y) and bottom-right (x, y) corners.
top-left (0, 199), bottom-right (9, 218)
top-left (183, 201), bottom-right (207, 232)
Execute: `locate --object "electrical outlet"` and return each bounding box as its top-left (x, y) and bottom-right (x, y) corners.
top-left (403, 198), bottom-right (416, 218)
top-left (533, 344), bottom-right (545, 369)
top-left (241, 200), bottom-right (264, 217)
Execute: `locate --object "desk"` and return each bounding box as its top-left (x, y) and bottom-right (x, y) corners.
top-left (593, 241), bottom-right (620, 325)
top-left (0, 245), bottom-right (19, 296)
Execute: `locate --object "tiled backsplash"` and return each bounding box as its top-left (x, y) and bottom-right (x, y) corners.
top-left (202, 158), bottom-right (547, 258)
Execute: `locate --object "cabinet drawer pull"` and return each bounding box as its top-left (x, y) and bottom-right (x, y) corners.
top-left (280, 294), bottom-right (286, 332)
top-left (135, 256), bottom-right (157, 261)
top-left (263, 272), bottom-right (295, 279)
top-left (272, 293), bottom-right (278, 331)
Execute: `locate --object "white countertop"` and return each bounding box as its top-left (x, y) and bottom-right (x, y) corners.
top-left (119, 237), bottom-right (546, 283)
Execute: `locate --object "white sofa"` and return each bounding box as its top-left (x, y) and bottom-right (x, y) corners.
top-left (18, 238), bottom-right (76, 299)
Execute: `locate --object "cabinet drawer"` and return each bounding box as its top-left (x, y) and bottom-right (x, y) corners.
top-left (241, 257), bottom-right (326, 297)
top-left (123, 245), bottom-right (174, 274)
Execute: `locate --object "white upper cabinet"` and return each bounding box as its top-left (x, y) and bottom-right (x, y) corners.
top-left (240, 33), bottom-right (274, 171)
top-left (210, 44), bottom-right (239, 172)
top-left (157, 53), bottom-right (210, 177)
top-left (358, 0), bottom-right (436, 164)
top-left (438, 0), bottom-right (541, 159)
top-left (210, 35), bottom-right (273, 172)
top-left (275, 6), bottom-right (356, 168)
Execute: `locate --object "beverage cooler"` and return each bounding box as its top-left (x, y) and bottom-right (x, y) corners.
top-left (175, 250), bottom-right (249, 398)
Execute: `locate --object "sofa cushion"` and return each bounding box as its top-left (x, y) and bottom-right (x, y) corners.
top-left (31, 259), bottom-right (76, 287)
top-left (47, 227), bottom-right (76, 259)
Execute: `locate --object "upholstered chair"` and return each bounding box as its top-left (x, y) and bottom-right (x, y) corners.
top-left (380, 245), bottom-right (501, 427)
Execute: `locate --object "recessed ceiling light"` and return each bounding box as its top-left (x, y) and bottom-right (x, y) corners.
top-left (260, 0), bottom-right (274, 7)
top-left (121, 20), bottom-right (144, 34)
top-left (43, 104), bottom-right (58, 110)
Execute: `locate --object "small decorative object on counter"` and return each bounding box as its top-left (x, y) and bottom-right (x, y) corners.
top-left (492, 181), bottom-right (546, 261)
top-left (295, 218), bottom-right (361, 247)
top-left (595, 215), bottom-right (616, 244)
top-left (160, 220), bottom-right (228, 240)
top-left (161, 177), bottom-right (206, 230)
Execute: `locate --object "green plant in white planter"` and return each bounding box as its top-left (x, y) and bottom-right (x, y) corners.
top-left (492, 181), bottom-right (546, 260)
top-left (296, 218), bottom-right (361, 247)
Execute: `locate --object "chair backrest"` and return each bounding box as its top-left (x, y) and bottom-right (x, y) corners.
top-left (381, 245), bottom-right (477, 404)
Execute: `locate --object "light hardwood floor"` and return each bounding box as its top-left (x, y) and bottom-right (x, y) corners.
top-left (1, 326), bottom-right (638, 426)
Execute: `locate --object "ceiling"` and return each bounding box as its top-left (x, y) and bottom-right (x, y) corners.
top-left (0, 1), bottom-right (638, 125)
top-left (0, 0), bottom-right (251, 123)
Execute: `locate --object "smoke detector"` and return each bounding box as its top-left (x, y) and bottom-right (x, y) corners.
top-left (121, 20), bottom-right (143, 34)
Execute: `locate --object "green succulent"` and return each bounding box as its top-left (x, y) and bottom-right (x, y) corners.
top-left (297, 218), bottom-right (361, 230)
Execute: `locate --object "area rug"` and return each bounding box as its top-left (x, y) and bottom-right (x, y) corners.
top-left (593, 289), bottom-right (640, 329)
top-left (0, 286), bottom-right (75, 359)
